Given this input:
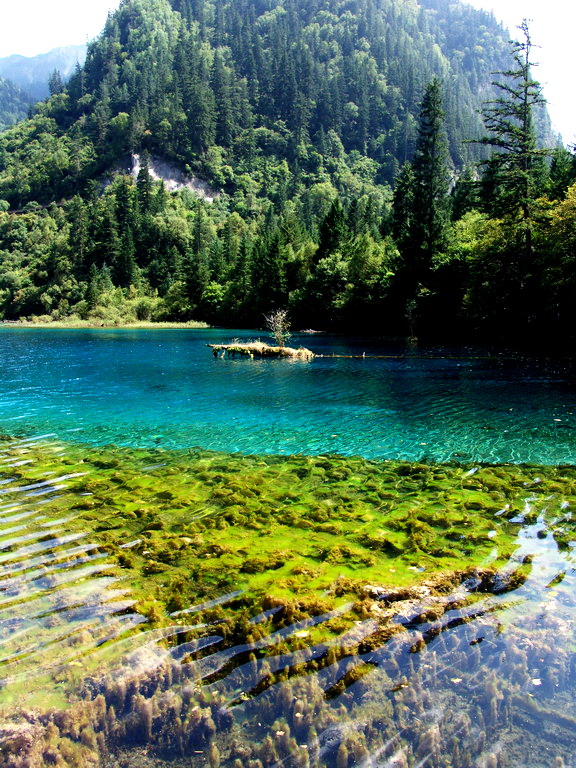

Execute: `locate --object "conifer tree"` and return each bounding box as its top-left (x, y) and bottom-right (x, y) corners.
top-left (467, 20), bottom-right (553, 336)
top-left (184, 248), bottom-right (209, 313)
top-left (389, 78), bottom-right (450, 335)
top-left (451, 165), bottom-right (480, 220)
top-left (116, 230), bottom-right (137, 288)
top-left (391, 162), bottom-right (416, 253)
top-left (410, 77), bottom-right (451, 272)
top-left (67, 196), bottom-right (90, 278)
top-left (48, 69), bottom-right (64, 96)
top-left (86, 263), bottom-right (100, 310)
top-left (211, 51), bottom-right (234, 146)
top-left (224, 238), bottom-right (252, 321)
top-left (547, 147), bottom-right (576, 200)
top-left (136, 152), bottom-right (154, 213)
top-left (315, 199), bottom-right (347, 264)
top-left (251, 230), bottom-right (287, 316)
top-left (477, 21), bottom-right (548, 252)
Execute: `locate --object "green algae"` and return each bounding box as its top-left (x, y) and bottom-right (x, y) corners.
top-left (1, 434), bottom-right (576, 715)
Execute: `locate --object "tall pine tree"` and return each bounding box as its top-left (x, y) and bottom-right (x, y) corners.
top-left (410, 77), bottom-right (451, 274)
top-left (390, 78), bottom-right (450, 334)
top-left (477, 21), bottom-right (548, 249)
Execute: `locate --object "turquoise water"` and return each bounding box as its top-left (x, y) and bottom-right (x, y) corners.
top-left (0, 327), bottom-right (575, 463)
top-left (2, 434), bottom-right (576, 767)
top-left (2, 329), bottom-right (576, 768)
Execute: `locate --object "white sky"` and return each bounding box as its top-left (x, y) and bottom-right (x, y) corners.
top-left (0, 0), bottom-right (573, 144)
top-left (466, 0), bottom-right (575, 145)
top-left (0, 1), bottom-right (121, 57)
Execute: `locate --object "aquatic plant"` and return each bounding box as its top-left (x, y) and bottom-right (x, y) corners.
top-left (1, 436), bottom-right (576, 766)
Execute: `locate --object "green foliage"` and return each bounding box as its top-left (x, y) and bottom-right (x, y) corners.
top-left (389, 78), bottom-right (451, 334)
top-left (0, 0), bottom-right (572, 343)
top-left (407, 78), bottom-right (451, 268)
top-left (0, 77), bottom-right (32, 132)
top-left (476, 21), bottom-right (549, 222)
top-left (0, 0), bottom-right (519, 206)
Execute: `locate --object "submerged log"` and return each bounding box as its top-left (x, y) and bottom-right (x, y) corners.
top-left (208, 342), bottom-right (314, 360)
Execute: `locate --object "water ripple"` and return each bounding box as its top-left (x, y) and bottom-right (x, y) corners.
top-left (0, 438), bottom-right (150, 690)
top-left (0, 329), bottom-right (574, 462)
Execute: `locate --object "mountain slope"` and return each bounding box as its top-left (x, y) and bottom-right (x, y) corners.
top-left (0, 0), bottom-right (570, 342)
top-left (0, 77), bottom-right (32, 131)
top-left (0, 0), bottom-right (529, 207)
top-left (0, 45), bottom-right (87, 101)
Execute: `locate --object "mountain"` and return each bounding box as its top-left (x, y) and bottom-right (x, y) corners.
top-left (0, 0), bottom-right (572, 343)
top-left (0, 45), bottom-right (87, 101)
top-left (0, 77), bottom-right (32, 131)
top-left (0, 0), bottom-right (527, 207)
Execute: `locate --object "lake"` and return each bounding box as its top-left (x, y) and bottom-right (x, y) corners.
top-left (0, 327), bottom-right (574, 463)
top-left (0, 328), bottom-right (575, 768)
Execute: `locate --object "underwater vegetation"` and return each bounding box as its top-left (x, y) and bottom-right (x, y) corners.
top-left (0, 435), bottom-right (576, 766)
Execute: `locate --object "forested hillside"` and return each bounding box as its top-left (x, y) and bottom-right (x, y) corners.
top-left (0, 0), bottom-right (573, 344)
top-left (0, 0), bottom-right (520, 203)
top-left (0, 78), bottom-right (32, 131)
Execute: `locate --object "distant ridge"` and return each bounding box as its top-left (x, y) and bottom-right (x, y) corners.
top-left (0, 45), bottom-right (87, 100)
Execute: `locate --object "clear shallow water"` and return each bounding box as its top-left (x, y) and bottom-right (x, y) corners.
top-left (0, 327), bottom-right (575, 463)
top-left (1, 437), bottom-right (576, 767)
top-left (2, 328), bottom-right (576, 766)
top-left (0, 436), bottom-right (146, 691)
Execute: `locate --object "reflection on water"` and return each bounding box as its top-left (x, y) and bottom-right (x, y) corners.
top-left (0, 438), bottom-right (575, 766)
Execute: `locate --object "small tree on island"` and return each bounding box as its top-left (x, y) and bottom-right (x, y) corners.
top-left (264, 309), bottom-right (291, 348)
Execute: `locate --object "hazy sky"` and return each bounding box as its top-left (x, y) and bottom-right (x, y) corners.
top-left (0, 1), bottom-right (121, 57)
top-left (0, 0), bottom-right (573, 143)
top-left (467, 0), bottom-right (574, 144)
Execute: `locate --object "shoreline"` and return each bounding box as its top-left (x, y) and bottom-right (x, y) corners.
top-left (0, 319), bottom-right (210, 330)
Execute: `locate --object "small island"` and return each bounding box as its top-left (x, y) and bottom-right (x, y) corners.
top-left (209, 310), bottom-right (314, 360)
top-left (208, 340), bottom-right (314, 359)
